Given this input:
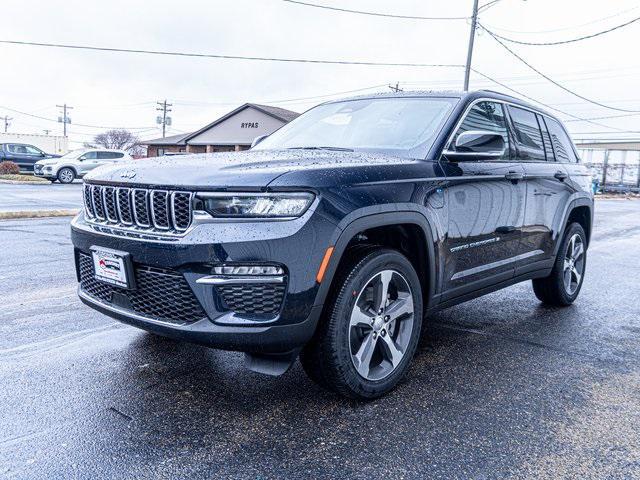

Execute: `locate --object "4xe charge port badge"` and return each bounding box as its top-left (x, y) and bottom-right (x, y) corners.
top-left (90, 246), bottom-right (135, 289)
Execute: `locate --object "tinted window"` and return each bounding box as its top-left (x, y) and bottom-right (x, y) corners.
top-left (81, 151), bottom-right (98, 160)
top-left (453, 101), bottom-right (509, 160)
top-left (508, 106), bottom-right (545, 161)
top-left (97, 152), bottom-right (122, 159)
top-left (537, 114), bottom-right (554, 161)
top-left (545, 118), bottom-right (579, 163)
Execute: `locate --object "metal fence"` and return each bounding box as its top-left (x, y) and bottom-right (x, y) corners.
top-left (578, 149), bottom-right (640, 193)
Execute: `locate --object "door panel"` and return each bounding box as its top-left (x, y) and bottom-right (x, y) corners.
top-left (442, 162), bottom-right (526, 296)
top-left (440, 100), bottom-right (527, 298)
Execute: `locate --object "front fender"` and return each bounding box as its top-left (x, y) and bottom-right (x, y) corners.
top-left (312, 205), bottom-right (439, 312)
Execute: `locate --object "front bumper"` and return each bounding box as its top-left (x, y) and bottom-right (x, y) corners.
top-left (71, 204), bottom-right (338, 354)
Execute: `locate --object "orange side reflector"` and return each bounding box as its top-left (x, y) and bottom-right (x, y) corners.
top-left (316, 246), bottom-right (334, 284)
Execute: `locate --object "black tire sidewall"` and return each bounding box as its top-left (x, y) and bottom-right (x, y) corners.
top-left (328, 249), bottom-right (423, 399)
top-left (554, 222), bottom-right (587, 303)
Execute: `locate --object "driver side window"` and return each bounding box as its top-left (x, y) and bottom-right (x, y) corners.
top-left (452, 101), bottom-right (510, 160)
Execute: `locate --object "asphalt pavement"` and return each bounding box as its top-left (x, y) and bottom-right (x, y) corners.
top-left (0, 183), bottom-right (82, 212)
top-left (1, 199), bottom-right (640, 479)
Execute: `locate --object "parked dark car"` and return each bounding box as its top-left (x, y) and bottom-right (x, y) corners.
top-left (71, 90), bottom-right (593, 399)
top-left (0, 143), bottom-right (60, 172)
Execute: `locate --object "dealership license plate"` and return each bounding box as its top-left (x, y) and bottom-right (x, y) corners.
top-left (91, 247), bottom-right (131, 288)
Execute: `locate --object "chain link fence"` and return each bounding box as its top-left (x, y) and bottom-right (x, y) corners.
top-left (578, 149), bottom-right (640, 193)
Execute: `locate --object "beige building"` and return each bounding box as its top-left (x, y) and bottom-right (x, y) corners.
top-left (143, 103), bottom-right (299, 157)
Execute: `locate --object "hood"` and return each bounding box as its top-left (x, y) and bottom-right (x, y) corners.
top-left (35, 157), bottom-right (62, 166)
top-left (83, 150), bottom-right (428, 189)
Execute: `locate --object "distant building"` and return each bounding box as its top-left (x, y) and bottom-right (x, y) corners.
top-left (0, 132), bottom-right (68, 154)
top-left (576, 139), bottom-right (640, 192)
top-left (142, 103), bottom-right (299, 157)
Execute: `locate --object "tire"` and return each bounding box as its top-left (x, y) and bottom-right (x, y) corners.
top-left (48, 178), bottom-right (57, 183)
top-left (57, 167), bottom-right (75, 184)
top-left (300, 248), bottom-right (423, 400)
top-left (532, 222), bottom-right (587, 306)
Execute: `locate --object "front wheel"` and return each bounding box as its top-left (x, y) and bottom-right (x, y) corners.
top-left (532, 222), bottom-right (587, 306)
top-left (57, 167), bottom-right (75, 184)
top-left (300, 249), bottom-right (423, 400)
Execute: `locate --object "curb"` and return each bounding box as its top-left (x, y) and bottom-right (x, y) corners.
top-left (0, 179), bottom-right (51, 185)
top-left (0, 209), bottom-right (80, 220)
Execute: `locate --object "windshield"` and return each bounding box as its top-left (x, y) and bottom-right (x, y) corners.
top-left (59, 149), bottom-right (86, 159)
top-left (254, 97), bottom-right (457, 157)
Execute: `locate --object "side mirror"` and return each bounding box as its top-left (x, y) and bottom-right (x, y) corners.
top-left (443, 131), bottom-right (506, 161)
top-left (251, 135), bottom-right (268, 149)
top-left (78, 156), bottom-right (86, 161)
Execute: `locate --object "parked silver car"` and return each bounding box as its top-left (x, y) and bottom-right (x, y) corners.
top-left (34, 148), bottom-right (133, 183)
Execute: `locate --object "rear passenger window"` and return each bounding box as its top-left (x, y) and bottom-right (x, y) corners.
top-left (545, 118), bottom-right (579, 163)
top-left (508, 106), bottom-right (545, 161)
top-left (537, 114), bottom-right (554, 161)
top-left (453, 101), bottom-right (509, 160)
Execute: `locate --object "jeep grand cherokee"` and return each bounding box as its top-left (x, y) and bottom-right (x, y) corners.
top-left (71, 90), bottom-right (593, 399)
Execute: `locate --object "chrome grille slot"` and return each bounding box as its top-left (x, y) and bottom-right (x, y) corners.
top-left (116, 188), bottom-right (133, 225)
top-left (151, 190), bottom-right (170, 230)
top-left (103, 187), bottom-right (118, 223)
top-left (82, 184), bottom-right (193, 236)
top-left (172, 192), bottom-right (193, 231)
top-left (83, 184), bottom-right (95, 218)
top-left (91, 185), bottom-right (106, 220)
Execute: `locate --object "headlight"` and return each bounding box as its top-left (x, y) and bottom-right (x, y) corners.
top-left (197, 192), bottom-right (314, 218)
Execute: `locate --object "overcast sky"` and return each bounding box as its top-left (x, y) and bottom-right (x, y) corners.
top-left (1, 0), bottom-right (639, 147)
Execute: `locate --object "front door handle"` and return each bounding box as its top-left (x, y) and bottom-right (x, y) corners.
top-left (554, 171), bottom-right (568, 181)
top-left (496, 226), bottom-right (516, 234)
top-left (505, 171), bottom-right (524, 182)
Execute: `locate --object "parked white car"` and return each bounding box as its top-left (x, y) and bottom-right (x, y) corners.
top-left (34, 148), bottom-right (133, 183)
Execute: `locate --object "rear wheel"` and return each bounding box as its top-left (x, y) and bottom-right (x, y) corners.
top-left (532, 222), bottom-right (587, 306)
top-left (57, 167), bottom-right (75, 184)
top-left (300, 249), bottom-right (423, 400)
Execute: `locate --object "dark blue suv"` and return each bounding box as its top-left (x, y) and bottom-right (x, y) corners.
top-left (71, 90), bottom-right (593, 399)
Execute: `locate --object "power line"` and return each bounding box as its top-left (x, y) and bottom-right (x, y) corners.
top-left (0, 39), bottom-right (463, 69)
top-left (156, 100), bottom-right (172, 138)
top-left (565, 112), bottom-right (640, 123)
top-left (483, 4), bottom-right (640, 35)
top-left (470, 68), bottom-right (640, 134)
top-left (0, 105), bottom-right (152, 130)
top-left (485, 15), bottom-right (640, 46)
top-left (478, 25), bottom-right (640, 113)
top-left (279, 0), bottom-right (468, 20)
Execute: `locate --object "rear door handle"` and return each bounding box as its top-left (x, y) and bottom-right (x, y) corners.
top-left (554, 171), bottom-right (568, 181)
top-left (496, 226), bottom-right (516, 234)
top-left (505, 171), bottom-right (524, 182)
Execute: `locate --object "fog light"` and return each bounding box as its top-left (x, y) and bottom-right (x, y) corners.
top-left (212, 265), bottom-right (284, 276)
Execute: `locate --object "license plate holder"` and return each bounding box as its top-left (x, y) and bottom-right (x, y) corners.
top-left (90, 246), bottom-right (135, 289)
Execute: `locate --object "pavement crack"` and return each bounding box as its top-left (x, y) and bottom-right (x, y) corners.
top-left (108, 406), bottom-right (133, 421)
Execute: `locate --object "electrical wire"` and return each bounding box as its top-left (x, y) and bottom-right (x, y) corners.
top-left (478, 25), bottom-right (640, 113)
top-left (484, 15), bottom-right (640, 46)
top-left (279, 0), bottom-right (468, 20)
top-left (0, 105), bottom-right (153, 130)
top-left (483, 4), bottom-right (640, 35)
top-left (0, 39), bottom-right (463, 69)
top-left (470, 68), bottom-right (640, 134)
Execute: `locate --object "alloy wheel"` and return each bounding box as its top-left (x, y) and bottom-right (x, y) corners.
top-left (563, 233), bottom-right (585, 295)
top-left (59, 168), bottom-right (74, 183)
top-left (348, 269), bottom-right (415, 381)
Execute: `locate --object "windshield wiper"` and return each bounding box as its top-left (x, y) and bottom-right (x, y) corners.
top-left (287, 146), bottom-right (354, 152)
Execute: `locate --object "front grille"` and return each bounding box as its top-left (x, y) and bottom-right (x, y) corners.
top-left (78, 253), bottom-right (205, 325)
top-left (216, 283), bottom-right (286, 316)
top-left (34, 164), bottom-right (43, 174)
top-left (83, 184), bottom-right (193, 235)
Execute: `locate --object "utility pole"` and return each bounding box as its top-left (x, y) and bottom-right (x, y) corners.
top-left (463, 0), bottom-right (480, 91)
top-left (2, 115), bottom-right (12, 133)
top-left (56, 103), bottom-right (73, 137)
top-left (388, 82), bottom-right (403, 92)
top-left (156, 100), bottom-right (172, 138)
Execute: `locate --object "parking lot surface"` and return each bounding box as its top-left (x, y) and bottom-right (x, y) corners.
top-left (0, 183), bottom-right (82, 212)
top-left (1, 199), bottom-right (640, 479)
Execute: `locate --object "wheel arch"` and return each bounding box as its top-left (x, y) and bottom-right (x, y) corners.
top-left (56, 164), bottom-right (78, 177)
top-left (314, 210), bottom-right (438, 315)
top-left (553, 196), bottom-right (593, 256)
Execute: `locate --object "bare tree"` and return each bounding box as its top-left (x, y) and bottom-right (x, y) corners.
top-left (93, 129), bottom-right (140, 151)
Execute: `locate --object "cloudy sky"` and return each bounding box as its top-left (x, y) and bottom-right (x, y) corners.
top-left (1, 0), bottom-right (639, 147)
